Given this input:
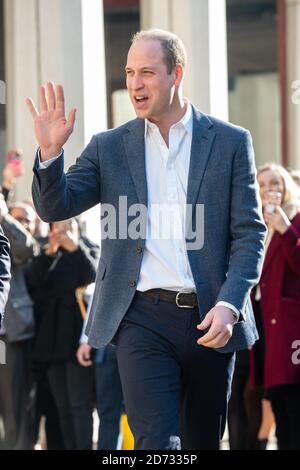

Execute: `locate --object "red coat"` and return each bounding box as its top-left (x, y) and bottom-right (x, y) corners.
top-left (259, 212), bottom-right (300, 389)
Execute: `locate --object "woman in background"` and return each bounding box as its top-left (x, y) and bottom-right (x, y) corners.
top-left (255, 163), bottom-right (300, 450)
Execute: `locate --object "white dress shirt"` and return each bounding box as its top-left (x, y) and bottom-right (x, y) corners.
top-left (38, 101), bottom-right (239, 320)
top-left (137, 101), bottom-right (195, 292)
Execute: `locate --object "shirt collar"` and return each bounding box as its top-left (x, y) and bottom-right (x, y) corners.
top-left (144, 99), bottom-right (193, 137)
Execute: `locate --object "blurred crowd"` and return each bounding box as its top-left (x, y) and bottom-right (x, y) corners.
top-left (0, 150), bottom-right (123, 450)
top-left (0, 149), bottom-right (300, 450)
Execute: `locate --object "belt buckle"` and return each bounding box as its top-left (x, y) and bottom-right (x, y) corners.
top-left (175, 291), bottom-right (194, 309)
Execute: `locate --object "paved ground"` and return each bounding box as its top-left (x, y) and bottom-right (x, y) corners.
top-left (34, 411), bottom-right (278, 450)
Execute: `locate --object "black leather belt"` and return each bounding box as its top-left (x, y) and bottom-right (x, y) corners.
top-left (136, 289), bottom-right (198, 308)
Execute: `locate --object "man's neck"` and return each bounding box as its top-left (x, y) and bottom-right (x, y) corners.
top-left (149, 98), bottom-right (187, 147)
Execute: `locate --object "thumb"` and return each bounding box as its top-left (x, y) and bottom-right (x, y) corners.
top-left (66, 108), bottom-right (76, 131)
top-left (197, 310), bottom-right (214, 330)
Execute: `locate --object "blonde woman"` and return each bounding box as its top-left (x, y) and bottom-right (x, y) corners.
top-left (255, 163), bottom-right (300, 450)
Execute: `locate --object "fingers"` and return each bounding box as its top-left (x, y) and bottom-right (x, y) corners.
top-left (56, 84), bottom-right (65, 114)
top-left (39, 82), bottom-right (59, 113)
top-left (79, 356), bottom-right (92, 367)
top-left (26, 97), bottom-right (39, 119)
top-left (198, 330), bottom-right (229, 348)
top-left (47, 81), bottom-right (56, 110)
top-left (76, 350), bottom-right (92, 367)
top-left (39, 85), bottom-right (48, 113)
top-left (28, 82), bottom-right (71, 120)
top-left (197, 310), bottom-right (214, 330)
top-left (197, 323), bottom-right (232, 348)
top-left (77, 353), bottom-right (92, 367)
top-left (198, 324), bottom-right (222, 345)
top-left (82, 360), bottom-right (93, 367)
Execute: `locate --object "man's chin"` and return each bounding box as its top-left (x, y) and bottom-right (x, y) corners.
top-left (134, 108), bottom-right (151, 119)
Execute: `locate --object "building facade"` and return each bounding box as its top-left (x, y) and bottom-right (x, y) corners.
top-left (0, 0), bottom-right (299, 208)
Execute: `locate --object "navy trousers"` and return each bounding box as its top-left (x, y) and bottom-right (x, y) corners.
top-left (114, 293), bottom-right (235, 450)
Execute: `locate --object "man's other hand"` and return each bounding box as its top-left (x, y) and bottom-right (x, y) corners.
top-left (196, 305), bottom-right (236, 348)
top-left (76, 343), bottom-right (93, 367)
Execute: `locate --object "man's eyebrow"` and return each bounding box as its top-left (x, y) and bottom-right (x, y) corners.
top-left (125, 66), bottom-right (156, 72)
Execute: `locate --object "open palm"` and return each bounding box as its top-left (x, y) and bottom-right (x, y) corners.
top-left (26, 82), bottom-right (76, 160)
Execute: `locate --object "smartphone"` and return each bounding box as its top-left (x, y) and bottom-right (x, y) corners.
top-left (265, 191), bottom-right (282, 214)
top-left (7, 150), bottom-right (24, 177)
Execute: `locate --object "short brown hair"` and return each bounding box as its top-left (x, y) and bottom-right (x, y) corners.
top-left (131, 29), bottom-right (187, 74)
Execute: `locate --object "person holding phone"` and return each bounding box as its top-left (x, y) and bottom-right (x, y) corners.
top-left (6, 149), bottom-right (24, 177)
top-left (0, 199), bottom-right (38, 450)
top-left (0, 219), bottom-right (10, 329)
top-left (1, 149), bottom-right (24, 202)
top-left (254, 163), bottom-right (300, 450)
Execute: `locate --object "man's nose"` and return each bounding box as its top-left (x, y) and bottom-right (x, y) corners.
top-left (131, 74), bottom-right (144, 91)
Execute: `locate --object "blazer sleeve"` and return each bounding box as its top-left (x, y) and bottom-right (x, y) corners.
top-left (216, 130), bottom-right (267, 317)
top-left (32, 135), bottom-right (101, 222)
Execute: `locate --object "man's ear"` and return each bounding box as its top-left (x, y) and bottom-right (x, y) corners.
top-left (174, 64), bottom-right (184, 87)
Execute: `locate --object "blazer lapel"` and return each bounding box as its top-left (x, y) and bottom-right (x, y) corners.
top-left (122, 108), bottom-right (216, 209)
top-left (123, 119), bottom-right (148, 207)
top-left (186, 107), bottom-right (216, 208)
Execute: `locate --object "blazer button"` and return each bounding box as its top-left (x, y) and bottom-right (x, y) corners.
top-left (271, 318), bottom-right (277, 325)
top-left (130, 280), bottom-right (136, 288)
top-left (136, 246), bottom-right (143, 254)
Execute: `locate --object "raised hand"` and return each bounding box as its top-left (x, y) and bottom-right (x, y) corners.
top-left (264, 205), bottom-right (291, 234)
top-left (26, 82), bottom-right (76, 161)
top-left (55, 229), bottom-right (79, 252)
top-left (45, 230), bottom-right (60, 256)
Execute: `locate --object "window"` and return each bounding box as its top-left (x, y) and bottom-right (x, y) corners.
top-left (103, 0), bottom-right (140, 127)
top-left (226, 0), bottom-right (281, 166)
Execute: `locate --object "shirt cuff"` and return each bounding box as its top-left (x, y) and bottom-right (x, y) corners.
top-left (80, 332), bottom-right (89, 344)
top-left (216, 301), bottom-right (240, 322)
top-left (38, 149), bottom-right (62, 169)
